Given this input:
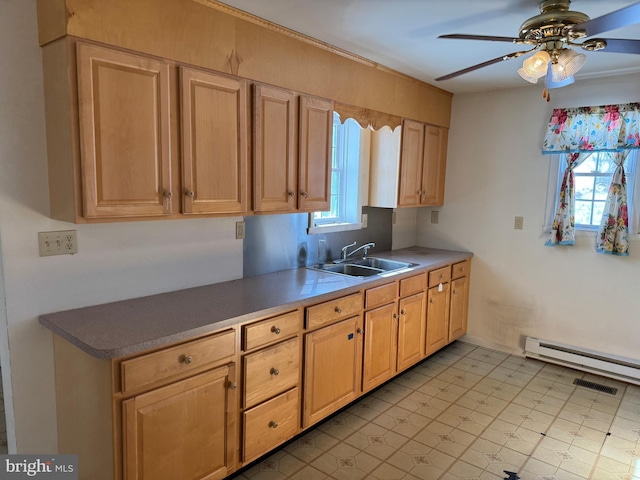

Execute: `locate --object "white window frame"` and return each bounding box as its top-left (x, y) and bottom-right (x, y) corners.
top-left (544, 150), bottom-right (640, 235)
top-left (308, 115), bottom-right (366, 234)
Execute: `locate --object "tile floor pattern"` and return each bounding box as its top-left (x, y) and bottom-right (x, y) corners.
top-left (233, 341), bottom-right (640, 480)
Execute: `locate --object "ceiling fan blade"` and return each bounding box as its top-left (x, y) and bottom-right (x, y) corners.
top-left (435, 50), bottom-right (529, 81)
top-left (591, 38), bottom-right (640, 55)
top-left (569, 1), bottom-right (640, 38)
top-left (439, 33), bottom-right (521, 43)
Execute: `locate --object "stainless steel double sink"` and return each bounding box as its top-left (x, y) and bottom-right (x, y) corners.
top-left (308, 257), bottom-right (415, 278)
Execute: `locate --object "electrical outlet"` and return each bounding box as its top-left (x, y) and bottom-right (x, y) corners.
top-left (514, 216), bottom-right (524, 230)
top-left (235, 221), bottom-right (246, 240)
top-left (38, 230), bottom-right (78, 256)
top-left (361, 213), bottom-right (368, 228)
top-left (431, 210), bottom-right (439, 224)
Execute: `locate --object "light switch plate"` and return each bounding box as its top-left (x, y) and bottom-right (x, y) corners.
top-left (235, 221), bottom-right (246, 239)
top-left (431, 211), bottom-right (439, 224)
top-left (38, 230), bottom-right (78, 256)
top-left (514, 216), bottom-right (524, 230)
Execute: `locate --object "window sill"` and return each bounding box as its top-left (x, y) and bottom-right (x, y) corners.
top-left (308, 222), bottom-right (363, 235)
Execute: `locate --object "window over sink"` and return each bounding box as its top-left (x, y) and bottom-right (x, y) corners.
top-left (308, 113), bottom-right (367, 234)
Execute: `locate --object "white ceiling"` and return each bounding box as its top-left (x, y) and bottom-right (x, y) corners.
top-left (218, 0), bottom-right (640, 94)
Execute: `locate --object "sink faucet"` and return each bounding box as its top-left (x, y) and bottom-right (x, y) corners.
top-left (341, 241), bottom-right (376, 261)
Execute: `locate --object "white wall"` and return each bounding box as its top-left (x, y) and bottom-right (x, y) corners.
top-left (0, 0), bottom-right (244, 452)
top-left (417, 73), bottom-right (640, 360)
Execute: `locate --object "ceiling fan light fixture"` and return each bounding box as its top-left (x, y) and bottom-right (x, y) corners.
top-left (522, 50), bottom-right (551, 78)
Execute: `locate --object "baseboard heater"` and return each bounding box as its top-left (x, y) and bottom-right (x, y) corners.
top-left (524, 336), bottom-right (640, 386)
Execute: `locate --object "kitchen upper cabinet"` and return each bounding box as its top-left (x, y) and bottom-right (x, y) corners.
top-left (369, 119), bottom-right (448, 208)
top-left (180, 67), bottom-right (250, 215)
top-left (122, 364), bottom-right (236, 480)
top-left (77, 43), bottom-right (173, 218)
top-left (253, 84), bottom-right (333, 213)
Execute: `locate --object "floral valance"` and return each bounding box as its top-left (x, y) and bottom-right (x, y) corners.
top-left (542, 102), bottom-right (640, 154)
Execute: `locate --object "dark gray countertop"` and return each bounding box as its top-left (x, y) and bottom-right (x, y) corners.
top-left (39, 247), bottom-right (471, 359)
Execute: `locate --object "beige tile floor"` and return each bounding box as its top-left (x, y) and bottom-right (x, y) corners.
top-left (233, 341), bottom-right (640, 480)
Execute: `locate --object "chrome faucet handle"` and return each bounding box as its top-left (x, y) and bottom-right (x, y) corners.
top-left (341, 241), bottom-right (357, 260)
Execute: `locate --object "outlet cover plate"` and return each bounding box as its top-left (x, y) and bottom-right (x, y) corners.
top-left (235, 221), bottom-right (246, 240)
top-left (38, 230), bottom-right (78, 256)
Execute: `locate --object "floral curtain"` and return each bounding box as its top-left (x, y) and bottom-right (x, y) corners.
top-left (546, 153), bottom-right (589, 246)
top-left (542, 103), bottom-right (640, 154)
top-left (596, 151), bottom-right (630, 256)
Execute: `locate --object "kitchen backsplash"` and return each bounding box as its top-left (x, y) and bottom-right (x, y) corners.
top-left (243, 207), bottom-right (393, 277)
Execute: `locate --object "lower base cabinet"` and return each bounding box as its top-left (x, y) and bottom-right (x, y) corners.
top-left (50, 257), bottom-right (470, 480)
top-left (123, 364), bottom-right (236, 480)
top-left (303, 315), bottom-right (363, 427)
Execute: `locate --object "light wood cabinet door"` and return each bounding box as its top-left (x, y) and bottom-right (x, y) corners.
top-left (253, 84), bottom-right (297, 212)
top-left (397, 119), bottom-right (424, 207)
top-left (397, 292), bottom-right (426, 371)
top-left (298, 96), bottom-right (333, 212)
top-left (303, 316), bottom-right (363, 427)
top-left (425, 283), bottom-right (451, 356)
top-left (76, 43), bottom-right (172, 218)
top-left (420, 125), bottom-right (448, 206)
top-left (362, 303), bottom-right (397, 393)
top-left (449, 276), bottom-right (469, 341)
top-left (180, 67), bottom-right (249, 214)
top-left (122, 364), bottom-right (236, 480)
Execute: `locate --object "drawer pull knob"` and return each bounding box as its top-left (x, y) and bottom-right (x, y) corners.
top-left (164, 191), bottom-right (173, 199)
top-left (335, 306), bottom-right (342, 313)
top-left (269, 421), bottom-right (279, 429)
top-left (356, 328), bottom-right (363, 334)
top-left (229, 382), bottom-right (237, 390)
top-left (270, 367), bottom-right (280, 376)
top-left (393, 313), bottom-right (398, 319)
top-left (288, 190), bottom-right (295, 197)
top-left (186, 190), bottom-right (195, 198)
top-left (271, 326), bottom-right (281, 334)
top-left (300, 191), bottom-right (308, 198)
top-left (401, 309), bottom-right (406, 315)
top-left (181, 355), bottom-right (193, 365)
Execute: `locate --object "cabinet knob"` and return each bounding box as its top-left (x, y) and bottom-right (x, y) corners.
top-left (271, 326), bottom-right (281, 334)
top-left (300, 191), bottom-right (308, 198)
top-left (334, 306), bottom-right (342, 314)
top-left (164, 191), bottom-right (173, 199)
top-left (270, 367), bottom-right (280, 376)
top-left (453, 290), bottom-right (457, 295)
top-left (430, 298), bottom-right (434, 304)
top-left (229, 382), bottom-right (237, 390)
top-left (393, 313), bottom-right (398, 319)
top-left (185, 190), bottom-right (195, 198)
top-left (356, 328), bottom-right (363, 334)
top-left (180, 355), bottom-right (193, 365)
top-left (401, 309), bottom-right (406, 315)
top-left (288, 190), bottom-right (295, 197)
top-left (269, 421), bottom-right (279, 429)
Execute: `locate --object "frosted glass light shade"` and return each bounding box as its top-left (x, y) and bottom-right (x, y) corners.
top-left (557, 48), bottom-right (587, 78)
top-left (522, 51), bottom-right (550, 78)
top-left (518, 68), bottom-right (538, 83)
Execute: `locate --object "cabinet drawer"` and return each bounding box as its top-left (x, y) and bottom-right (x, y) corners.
top-left (452, 259), bottom-right (470, 280)
top-left (428, 266), bottom-right (450, 287)
top-left (120, 329), bottom-right (235, 394)
top-left (400, 273), bottom-right (427, 297)
top-left (244, 337), bottom-right (300, 408)
top-left (243, 310), bottom-right (302, 351)
top-left (306, 292), bottom-right (363, 329)
top-left (365, 282), bottom-right (397, 309)
top-left (243, 388), bottom-right (299, 463)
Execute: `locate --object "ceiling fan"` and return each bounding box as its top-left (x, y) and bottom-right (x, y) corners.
top-left (435, 0), bottom-right (640, 98)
